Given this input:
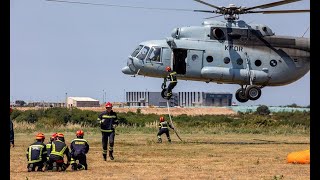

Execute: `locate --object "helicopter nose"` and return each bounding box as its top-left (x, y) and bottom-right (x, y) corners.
top-left (122, 66), bottom-right (135, 75)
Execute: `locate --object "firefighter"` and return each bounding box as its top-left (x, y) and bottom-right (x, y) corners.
top-left (48, 133), bottom-right (71, 171)
top-left (26, 133), bottom-right (47, 172)
top-left (157, 116), bottom-right (174, 143)
top-left (10, 107), bottom-right (14, 147)
top-left (97, 102), bottom-right (119, 161)
top-left (44, 132), bottom-right (57, 171)
top-left (70, 130), bottom-right (89, 170)
top-left (164, 66), bottom-right (177, 99)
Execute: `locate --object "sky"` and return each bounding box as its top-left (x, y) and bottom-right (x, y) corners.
top-left (10, 0), bottom-right (310, 106)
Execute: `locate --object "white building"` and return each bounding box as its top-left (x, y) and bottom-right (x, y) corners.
top-left (67, 97), bottom-right (100, 107)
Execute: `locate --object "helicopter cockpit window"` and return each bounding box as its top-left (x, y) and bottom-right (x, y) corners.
top-left (136, 46), bottom-right (150, 60)
top-left (131, 45), bottom-right (143, 57)
top-left (147, 47), bottom-right (161, 62)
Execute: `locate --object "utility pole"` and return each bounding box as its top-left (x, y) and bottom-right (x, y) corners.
top-left (65, 93), bottom-right (68, 108)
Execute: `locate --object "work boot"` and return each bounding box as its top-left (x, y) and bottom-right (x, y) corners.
top-left (103, 154), bottom-right (107, 161)
top-left (71, 164), bottom-right (77, 171)
top-left (109, 151), bottom-right (114, 160)
top-left (52, 162), bottom-right (57, 171)
top-left (28, 164), bottom-right (33, 172)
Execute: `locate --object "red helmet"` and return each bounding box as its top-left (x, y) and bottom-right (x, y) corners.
top-left (166, 66), bottom-right (171, 72)
top-left (51, 132), bottom-right (57, 139)
top-left (10, 107), bottom-right (13, 113)
top-left (105, 102), bottom-right (113, 108)
top-left (36, 133), bottom-right (45, 140)
top-left (160, 116), bottom-right (165, 122)
top-left (57, 133), bottom-right (64, 138)
top-left (76, 130), bottom-right (84, 136)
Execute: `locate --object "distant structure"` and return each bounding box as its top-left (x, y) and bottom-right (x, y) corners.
top-left (126, 92), bottom-right (178, 107)
top-left (67, 97), bottom-right (100, 107)
top-left (126, 91), bottom-right (232, 107)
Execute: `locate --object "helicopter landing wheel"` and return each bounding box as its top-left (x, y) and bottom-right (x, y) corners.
top-left (245, 85), bottom-right (262, 100)
top-left (235, 88), bottom-right (249, 103)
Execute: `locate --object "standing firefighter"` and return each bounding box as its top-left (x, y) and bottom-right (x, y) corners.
top-left (10, 107), bottom-right (14, 147)
top-left (48, 133), bottom-right (71, 171)
top-left (45, 132), bottom-right (57, 171)
top-left (70, 130), bottom-right (89, 170)
top-left (162, 66), bottom-right (177, 99)
top-left (97, 102), bottom-right (119, 161)
top-left (157, 116), bottom-right (174, 143)
top-left (26, 133), bottom-right (47, 172)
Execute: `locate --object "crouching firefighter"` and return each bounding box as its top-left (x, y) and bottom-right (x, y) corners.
top-left (161, 66), bottom-right (177, 100)
top-left (26, 133), bottom-right (47, 172)
top-left (45, 132), bottom-right (57, 171)
top-left (70, 130), bottom-right (89, 170)
top-left (48, 133), bottom-right (71, 171)
top-left (97, 102), bottom-right (119, 161)
top-left (157, 116), bottom-right (174, 143)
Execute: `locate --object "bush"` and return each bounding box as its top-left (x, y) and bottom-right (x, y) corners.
top-left (256, 105), bottom-right (270, 115)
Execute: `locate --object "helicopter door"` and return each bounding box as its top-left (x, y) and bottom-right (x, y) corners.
top-left (173, 49), bottom-right (187, 75)
top-left (186, 49), bottom-right (204, 77)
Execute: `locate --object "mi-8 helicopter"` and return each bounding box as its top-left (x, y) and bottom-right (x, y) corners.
top-left (121, 0), bottom-right (310, 102)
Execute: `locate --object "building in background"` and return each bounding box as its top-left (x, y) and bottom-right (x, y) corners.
top-left (67, 97), bottom-right (100, 107)
top-left (126, 92), bottom-right (178, 107)
top-left (125, 91), bottom-right (232, 107)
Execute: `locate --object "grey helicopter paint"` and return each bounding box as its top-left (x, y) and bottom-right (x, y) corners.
top-left (122, 0), bottom-right (309, 103)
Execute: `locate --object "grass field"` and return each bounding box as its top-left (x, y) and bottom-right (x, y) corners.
top-left (10, 131), bottom-right (309, 180)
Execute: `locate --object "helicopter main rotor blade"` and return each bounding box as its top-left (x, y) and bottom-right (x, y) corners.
top-left (45, 0), bottom-right (194, 12)
top-left (193, 0), bottom-right (223, 11)
top-left (194, 9), bottom-right (215, 13)
top-left (247, 9), bottom-right (310, 14)
top-left (244, 0), bottom-right (302, 11)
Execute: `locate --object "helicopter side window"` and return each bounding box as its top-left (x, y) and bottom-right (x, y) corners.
top-left (131, 45), bottom-right (143, 57)
top-left (147, 47), bottom-right (161, 62)
top-left (136, 46), bottom-right (150, 60)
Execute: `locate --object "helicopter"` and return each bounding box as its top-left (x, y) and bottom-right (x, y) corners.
top-left (121, 0), bottom-right (310, 103)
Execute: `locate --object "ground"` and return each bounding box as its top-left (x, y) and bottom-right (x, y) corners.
top-left (10, 132), bottom-right (309, 180)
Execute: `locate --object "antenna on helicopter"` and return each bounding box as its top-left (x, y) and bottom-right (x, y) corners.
top-left (193, 0), bottom-right (310, 21)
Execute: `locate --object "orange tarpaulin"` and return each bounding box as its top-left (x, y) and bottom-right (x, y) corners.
top-left (287, 150), bottom-right (310, 164)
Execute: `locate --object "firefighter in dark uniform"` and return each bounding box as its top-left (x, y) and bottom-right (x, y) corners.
top-left (10, 107), bottom-right (14, 148)
top-left (70, 130), bottom-right (89, 170)
top-left (26, 133), bottom-right (47, 172)
top-left (97, 102), bottom-right (119, 161)
top-left (48, 133), bottom-right (71, 171)
top-left (163, 66), bottom-right (177, 99)
top-left (44, 132), bottom-right (57, 171)
top-left (157, 116), bottom-right (174, 143)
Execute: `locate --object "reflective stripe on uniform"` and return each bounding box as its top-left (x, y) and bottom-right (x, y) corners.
top-left (28, 144), bottom-right (45, 163)
top-left (102, 115), bottom-right (117, 119)
top-left (71, 138), bottom-right (88, 143)
top-left (50, 144), bottom-right (67, 157)
top-left (101, 129), bottom-right (113, 132)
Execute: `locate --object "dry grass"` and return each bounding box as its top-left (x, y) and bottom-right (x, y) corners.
top-left (10, 132), bottom-right (309, 180)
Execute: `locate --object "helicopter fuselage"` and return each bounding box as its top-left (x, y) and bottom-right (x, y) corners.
top-left (122, 20), bottom-right (309, 88)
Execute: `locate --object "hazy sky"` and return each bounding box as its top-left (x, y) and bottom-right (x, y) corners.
top-left (10, 0), bottom-right (310, 106)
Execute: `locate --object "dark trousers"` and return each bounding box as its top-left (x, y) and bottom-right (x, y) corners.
top-left (27, 161), bottom-right (45, 171)
top-left (48, 155), bottom-right (67, 171)
top-left (167, 82), bottom-right (177, 94)
top-left (102, 131), bottom-right (115, 154)
top-left (157, 128), bottom-right (171, 140)
top-left (71, 153), bottom-right (87, 170)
